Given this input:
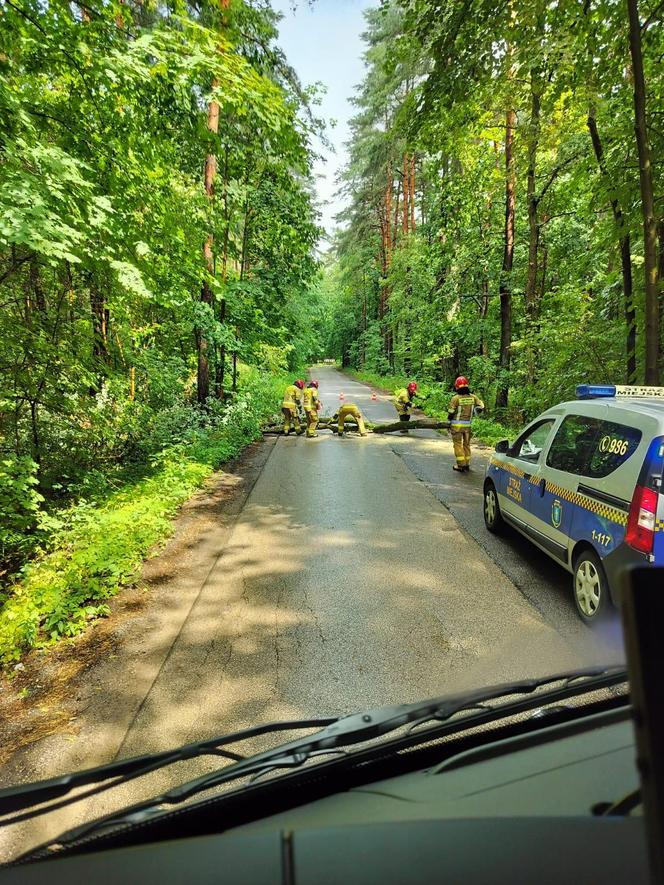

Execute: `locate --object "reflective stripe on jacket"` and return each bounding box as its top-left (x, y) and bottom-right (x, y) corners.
top-left (448, 393), bottom-right (484, 426)
top-left (302, 387), bottom-right (319, 411)
top-left (395, 389), bottom-right (412, 415)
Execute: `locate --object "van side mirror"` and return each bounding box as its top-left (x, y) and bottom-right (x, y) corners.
top-left (495, 439), bottom-right (510, 454)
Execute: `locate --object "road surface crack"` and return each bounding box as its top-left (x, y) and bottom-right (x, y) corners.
top-left (302, 585), bottom-right (326, 645)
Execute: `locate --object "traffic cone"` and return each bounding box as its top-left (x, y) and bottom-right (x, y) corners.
top-left (371, 392), bottom-right (377, 401)
top-left (339, 392), bottom-right (345, 400)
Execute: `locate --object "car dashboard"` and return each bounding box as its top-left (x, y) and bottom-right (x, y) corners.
top-left (2, 701), bottom-right (647, 885)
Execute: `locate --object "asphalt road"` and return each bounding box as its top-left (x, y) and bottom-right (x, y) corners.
top-left (318, 368), bottom-right (625, 664)
top-left (112, 367), bottom-right (591, 752)
top-left (0, 366), bottom-right (625, 861)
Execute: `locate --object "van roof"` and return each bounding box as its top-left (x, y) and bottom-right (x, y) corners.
top-left (556, 397), bottom-right (664, 423)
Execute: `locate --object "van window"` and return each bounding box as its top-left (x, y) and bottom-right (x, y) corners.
top-left (546, 415), bottom-right (642, 478)
top-left (511, 420), bottom-right (556, 463)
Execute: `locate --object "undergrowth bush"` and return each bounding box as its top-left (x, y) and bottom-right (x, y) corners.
top-left (0, 457), bottom-right (45, 577)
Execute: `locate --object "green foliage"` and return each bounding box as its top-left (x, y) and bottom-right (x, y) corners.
top-left (0, 0), bottom-right (322, 549)
top-left (0, 458), bottom-right (44, 575)
top-left (326, 0), bottom-right (664, 422)
top-left (471, 418), bottom-right (515, 448)
top-left (0, 0), bottom-right (323, 664)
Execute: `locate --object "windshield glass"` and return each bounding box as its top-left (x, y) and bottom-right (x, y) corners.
top-left (1, 0), bottom-right (657, 865)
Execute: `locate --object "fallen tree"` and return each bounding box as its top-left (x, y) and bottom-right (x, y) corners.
top-left (371, 419), bottom-right (450, 433)
top-left (262, 417), bottom-right (451, 435)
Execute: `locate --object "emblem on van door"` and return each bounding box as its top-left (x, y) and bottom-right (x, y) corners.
top-left (552, 500), bottom-right (563, 529)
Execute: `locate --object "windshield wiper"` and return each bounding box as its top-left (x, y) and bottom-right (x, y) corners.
top-left (0, 665), bottom-right (627, 845)
top-left (0, 716), bottom-right (337, 822)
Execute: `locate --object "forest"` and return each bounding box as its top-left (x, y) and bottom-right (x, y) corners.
top-left (0, 0), bottom-right (324, 661)
top-left (324, 0), bottom-right (664, 424)
top-left (2, 0), bottom-right (664, 664)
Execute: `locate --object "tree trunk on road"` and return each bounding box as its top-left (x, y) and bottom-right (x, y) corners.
top-left (262, 419), bottom-right (450, 435)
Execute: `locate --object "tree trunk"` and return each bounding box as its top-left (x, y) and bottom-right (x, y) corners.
top-left (30, 257), bottom-right (46, 314)
top-left (392, 175), bottom-right (401, 250)
top-left (587, 109), bottom-right (637, 383)
top-left (372, 419), bottom-right (449, 433)
top-left (198, 0), bottom-right (230, 404)
top-left (30, 400), bottom-right (40, 466)
top-left (480, 276), bottom-right (490, 357)
top-left (626, 0), bottom-right (660, 383)
top-left (402, 154), bottom-right (409, 234)
top-left (115, 0), bottom-right (125, 29)
top-left (380, 164), bottom-right (394, 361)
top-left (90, 283), bottom-right (108, 363)
top-left (496, 109), bottom-right (516, 413)
top-left (198, 96), bottom-right (218, 404)
top-left (525, 78), bottom-right (541, 324)
top-left (214, 298), bottom-right (226, 399)
top-left (524, 73), bottom-right (542, 387)
top-left (539, 244), bottom-right (548, 309)
top-left (262, 419), bottom-right (449, 435)
top-left (409, 153), bottom-right (416, 231)
top-left (385, 163), bottom-right (392, 267)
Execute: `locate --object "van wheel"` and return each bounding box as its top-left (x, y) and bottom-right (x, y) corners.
top-left (483, 482), bottom-right (504, 534)
top-left (573, 549), bottom-right (610, 624)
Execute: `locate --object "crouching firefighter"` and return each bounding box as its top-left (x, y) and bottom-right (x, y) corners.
top-left (334, 403), bottom-right (367, 437)
top-left (448, 376), bottom-right (484, 472)
top-left (303, 380), bottom-right (321, 438)
top-left (395, 382), bottom-right (419, 432)
top-left (282, 379), bottom-right (305, 435)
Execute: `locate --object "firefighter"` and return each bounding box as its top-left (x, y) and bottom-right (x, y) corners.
top-left (447, 376), bottom-right (484, 472)
top-left (303, 380), bottom-right (321, 438)
top-left (334, 402), bottom-right (367, 437)
top-left (282, 379), bottom-right (304, 435)
top-left (394, 382), bottom-right (420, 432)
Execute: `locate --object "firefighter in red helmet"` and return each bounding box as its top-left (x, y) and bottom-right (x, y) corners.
top-left (448, 376), bottom-right (484, 471)
top-left (394, 381), bottom-right (420, 432)
top-left (303, 380), bottom-right (321, 438)
top-left (282, 379), bottom-right (305, 435)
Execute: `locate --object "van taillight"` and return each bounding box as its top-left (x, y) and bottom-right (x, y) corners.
top-left (626, 485), bottom-right (658, 554)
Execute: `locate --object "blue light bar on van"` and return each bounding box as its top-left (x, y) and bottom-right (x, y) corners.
top-left (576, 384), bottom-right (617, 399)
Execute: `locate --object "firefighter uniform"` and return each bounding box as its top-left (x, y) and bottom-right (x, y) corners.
top-left (282, 384), bottom-right (303, 435)
top-left (336, 403), bottom-right (367, 436)
top-left (302, 385), bottom-right (320, 438)
top-left (448, 391), bottom-right (484, 468)
top-left (394, 389), bottom-right (414, 421)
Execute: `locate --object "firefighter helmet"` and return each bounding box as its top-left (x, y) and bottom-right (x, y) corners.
top-left (454, 376), bottom-right (469, 390)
